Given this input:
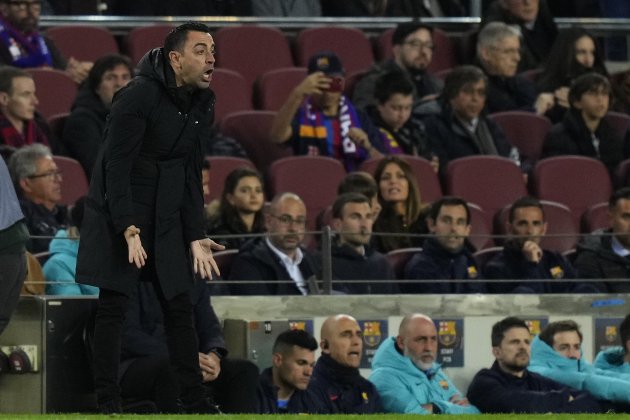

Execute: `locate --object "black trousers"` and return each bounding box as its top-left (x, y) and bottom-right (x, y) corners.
top-left (121, 356), bottom-right (259, 413)
top-left (92, 279), bottom-right (203, 407)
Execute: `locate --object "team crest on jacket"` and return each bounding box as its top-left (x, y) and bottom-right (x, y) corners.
top-left (467, 265), bottom-right (479, 278)
top-left (550, 265), bottom-right (565, 279)
top-left (438, 321), bottom-right (457, 346)
top-left (362, 321), bottom-right (383, 348)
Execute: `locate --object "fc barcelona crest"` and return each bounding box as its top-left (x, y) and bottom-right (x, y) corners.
top-left (606, 325), bottom-right (618, 343)
top-left (438, 321), bottom-right (457, 346)
top-left (362, 321), bottom-right (383, 348)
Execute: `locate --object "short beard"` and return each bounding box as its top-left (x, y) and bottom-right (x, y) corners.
top-left (404, 347), bottom-right (434, 371)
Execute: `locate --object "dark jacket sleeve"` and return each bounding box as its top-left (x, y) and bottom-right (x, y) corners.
top-left (192, 280), bottom-right (227, 355)
top-left (467, 369), bottom-right (602, 414)
top-left (358, 109), bottom-right (387, 153)
top-left (542, 124), bottom-right (577, 158)
top-left (44, 35), bottom-right (68, 70)
top-left (228, 253), bottom-right (273, 295)
top-left (181, 121), bottom-right (207, 244)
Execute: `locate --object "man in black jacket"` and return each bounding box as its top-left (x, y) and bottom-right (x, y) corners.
top-left (467, 316), bottom-right (603, 413)
top-left (63, 54), bottom-right (133, 178)
top-left (329, 192), bottom-right (396, 294)
top-left (120, 280), bottom-right (259, 413)
top-left (76, 22), bottom-right (224, 413)
top-left (257, 329), bottom-right (327, 413)
top-left (575, 187), bottom-right (630, 292)
top-left (228, 192), bottom-right (320, 295)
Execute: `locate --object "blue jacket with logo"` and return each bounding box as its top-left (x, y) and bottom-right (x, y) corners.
top-left (370, 336), bottom-right (479, 414)
top-left (529, 335), bottom-right (630, 404)
top-left (594, 346), bottom-right (630, 375)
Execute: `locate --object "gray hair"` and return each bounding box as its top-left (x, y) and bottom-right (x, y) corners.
top-left (477, 22), bottom-right (521, 58)
top-left (8, 143), bottom-right (52, 187)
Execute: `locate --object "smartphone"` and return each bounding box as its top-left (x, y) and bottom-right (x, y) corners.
top-left (327, 76), bottom-right (344, 92)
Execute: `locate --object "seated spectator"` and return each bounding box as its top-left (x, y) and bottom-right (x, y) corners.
top-left (371, 313), bottom-right (479, 414)
top-left (0, 0), bottom-right (91, 83)
top-left (353, 22), bottom-right (443, 111)
top-left (329, 193), bottom-right (396, 294)
top-left (337, 171), bottom-right (381, 220)
top-left (483, 196), bottom-right (595, 293)
top-left (537, 27), bottom-right (610, 123)
top-left (467, 317), bottom-right (603, 413)
top-left (251, 0), bottom-right (321, 16)
top-left (269, 51), bottom-right (387, 171)
top-left (0, 66), bottom-right (56, 151)
top-left (228, 192), bottom-right (320, 295)
top-left (575, 187), bottom-right (630, 292)
top-left (366, 70), bottom-right (436, 163)
top-left (43, 196), bottom-right (98, 295)
top-left (594, 314), bottom-right (630, 374)
top-left (422, 65), bottom-right (513, 171)
top-left (476, 22), bottom-right (554, 115)
top-left (482, 0), bottom-right (557, 72)
top-left (205, 167), bottom-right (265, 250)
top-left (119, 278), bottom-right (259, 413)
top-left (542, 72), bottom-right (630, 174)
top-left (8, 143), bottom-right (69, 253)
top-left (257, 329), bottom-right (327, 414)
top-left (530, 320), bottom-right (630, 407)
top-left (309, 314), bottom-right (382, 413)
top-left (404, 197), bottom-right (485, 293)
top-left (62, 54), bottom-right (133, 178)
top-left (372, 155), bottom-right (428, 253)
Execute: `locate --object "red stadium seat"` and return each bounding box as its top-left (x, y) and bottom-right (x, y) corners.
top-left (468, 203), bottom-right (493, 250)
top-left (604, 111), bottom-right (630, 142)
top-left (581, 202), bottom-right (610, 233)
top-left (29, 69), bottom-right (77, 119)
top-left (445, 156), bottom-right (527, 227)
top-left (296, 27), bottom-right (374, 75)
top-left (474, 246), bottom-right (503, 270)
top-left (46, 26), bottom-right (118, 62)
top-left (385, 247), bottom-right (423, 280)
top-left (219, 111), bottom-right (292, 174)
top-left (210, 68), bottom-right (253, 124)
top-left (359, 156), bottom-right (442, 204)
top-left (47, 112), bottom-right (69, 141)
top-left (615, 158), bottom-right (630, 188)
top-left (204, 156), bottom-right (255, 204)
top-left (52, 155), bottom-right (88, 206)
top-left (125, 25), bottom-right (174, 65)
top-left (488, 111), bottom-right (552, 162)
top-left (214, 26), bottom-right (293, 94)
top-left (257, 67), bottom-right (307, 111)
top-left (532, 156), bottom-right (612, 226)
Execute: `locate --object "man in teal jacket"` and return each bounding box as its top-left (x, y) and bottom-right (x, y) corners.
top-left (370, 313), bottom-right (479, 414)
top-left (594, 315), bottom-right (630, 374)
top-left (530, 319), bottom-right (630, 406)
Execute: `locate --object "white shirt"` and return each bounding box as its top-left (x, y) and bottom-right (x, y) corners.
top-left (265, 237), bottom-right (308, 295)
top-left (611, 235), bottom-right (630, 258)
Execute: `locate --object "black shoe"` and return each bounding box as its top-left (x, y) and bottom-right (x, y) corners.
top-left (178, 396), bottom-right (222, 414)
top-left (98, 398), bottom-right (123, 414)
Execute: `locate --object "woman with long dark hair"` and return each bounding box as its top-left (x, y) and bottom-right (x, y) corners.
top-left (206, 167), bottom-right (265, 250)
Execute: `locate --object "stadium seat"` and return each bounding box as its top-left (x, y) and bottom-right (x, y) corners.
top-left (296, 27), bottom-right (374, 75)
top-left (219, 110), bottom-right (292, 175)
top-left (581, 202), bottom-right (610, 233)
top-left (257, 67), bottom-right (307, 111)
top-left (125, 25), bottom-right (174, 65)
top-left (268, 156), bottom-right (346, 232)
top-left (532, 156), bottom-right (612, 226)
top-left (604, 111), bottom-right (630, 143)
top-left (210, 68), bottom-right (253, 124)
top-left (46, 25), bottom-right (119, 62)
top-left (495, 200), bottom-right (579, 253)
top-left (52, 155), bottom-right (89, 206)
top-left (359, 156), bottom-right (442, 204)
top-left (374, 27), bottom-right (457, 73)
top-left (204, 156), bottom-right (255, 204)
top-left (29, 69), bottom-right (78, 119)
top-left (473, 246), bottom-right (503, 271)
top-left (488, 111), bottom-right (552, 162)
top-left (615, 158), bottom-right (630, 188)
top-left (385, 247), bottom-right (423, 280)
top-left (214, 26), bottom-right (293, 94)
top-left (445, 156), bottom-right (527, 227)
top-left (47, 113), bottom-right (69, 141)
top-left (468, 203), bottom-right (493, 251)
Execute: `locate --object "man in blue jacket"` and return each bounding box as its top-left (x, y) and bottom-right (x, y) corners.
top-left (257, 329), bottom-right (327, 413)
top-left (370, 313), bottom-right (479, 414)
top-left (530, 320), bottom-right (630, 408)
top-left (467, 317), bottom-right (603, 413)
top-left (594, 314), bottom-right (630, 374)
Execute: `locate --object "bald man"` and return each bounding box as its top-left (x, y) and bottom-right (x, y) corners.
top-left (370, 314), bottom-right (479, 414)
top-left (308, 314), bottom-right (382, 413)
top-left (228, 192), bottom-right (321, 295)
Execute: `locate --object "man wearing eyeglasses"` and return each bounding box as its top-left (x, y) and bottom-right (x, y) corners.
top-left (229, 192), bottom-right (321, 295)
top-left (0, 0), bottom-right (92, 83)
top-left (353, 22), bottom-right (443, 112)
top-left (7, 143), bottom-right (69, 253)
